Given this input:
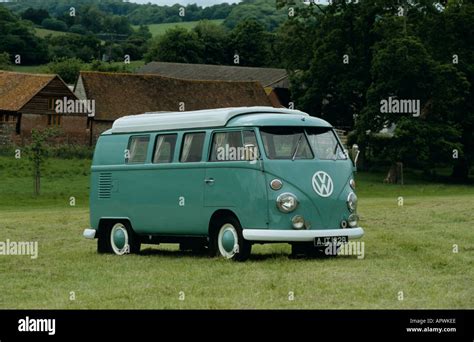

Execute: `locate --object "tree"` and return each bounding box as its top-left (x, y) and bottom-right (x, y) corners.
top-left (47, 34), bottom-right (101, 62)
top-left (224, 0), bottom-right (287, 31)
top-left (80, 5), bottom-right (105, 33)
top-left (414, 2), bottom-right (474, 180)
top-left (41, 18), bottom-right (68, 32)
top-left (144, 27), bottom-right (204, 64)
top-left (21, 8), bottom-right (50, 25)
top-left (357, 36), bottom-right (468, 174)
top-left (193, 21), bottom-right (228, 65)
top-left (229, 19), bottom-right (272, 67)
top-left (0, 6), bottom-right (49, 65)
top-left (47, 58), bottom-right (84, 84)
top-left (121, 25), bottom-right (152, 60)
top-left (0, 52), bottom-right (12, 70)
top-left (26, 129), bottom-right (57, 196)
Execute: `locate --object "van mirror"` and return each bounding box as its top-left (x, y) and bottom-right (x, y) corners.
top-left (351, 144), bottom-right (360, 166)
top-left (244, 143), bottom-right (257, 161)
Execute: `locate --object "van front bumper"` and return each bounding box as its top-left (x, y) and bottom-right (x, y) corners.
top-left (243, 227), bottom-right (364, 242)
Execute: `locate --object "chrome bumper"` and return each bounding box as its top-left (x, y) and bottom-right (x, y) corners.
top-left (243, 227), bottom-right (364, 242)
top-left (83, 228), bottom-right (96, 239)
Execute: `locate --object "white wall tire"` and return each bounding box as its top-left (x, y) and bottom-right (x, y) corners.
top-left (212, 216), bottom-right (251, 261)
top-left (110, 223), bottom-right (130, 255)
top-left (217, 223), bottom-right (240, 259)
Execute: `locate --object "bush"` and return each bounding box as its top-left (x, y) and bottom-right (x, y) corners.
top-left (41, 18), bottom-right (68, 32)
top-left (0, 52), bottom-right (12, 70)
top-left (47, 57), bottom-right (84, 84)
top-left (48, 145), bottom-right (94, 159)
top-left (69, 24), bottom-right (88, 35)
top-left (88, 60), bottom-right (130, 73)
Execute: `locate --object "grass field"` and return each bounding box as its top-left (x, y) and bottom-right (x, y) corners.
top-left (134, 19), bottom-right (224, 37)
top-left (0, 156), bottom-right (473, 309)
top-left (34, 27), bottom-right (70, 38)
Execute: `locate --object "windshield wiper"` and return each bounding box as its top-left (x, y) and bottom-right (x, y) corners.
top-left (333, 143), bottom-right (339, 160)
top-left (291, 134), bottom-right (303, 161)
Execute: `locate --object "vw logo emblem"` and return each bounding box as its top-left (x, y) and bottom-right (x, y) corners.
top-left (312, 171), bottom-right (334, 197)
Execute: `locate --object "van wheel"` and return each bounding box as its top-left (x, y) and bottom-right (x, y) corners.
top-left (98, 221), bottom-right (140, 255)
top-left (211, 217), bottom-right (251, 261)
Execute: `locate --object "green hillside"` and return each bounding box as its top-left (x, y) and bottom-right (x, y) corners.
top-left (134, 20), bottom-right (224, 37)
top-left (34, 27), bottom-right (69, 38)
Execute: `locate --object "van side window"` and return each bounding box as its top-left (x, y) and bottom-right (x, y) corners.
top-left (127, 135), bottom-right (150, 164)
top-left (210, 131), bottom-right (242, 161)
top-left (210, 130), bottom-right (260, 162)
top-left (153, 134), bottom-right (177, 163)
top-left (180, 132), bottom-right (205, 162)
top-left (243, 130), bottom-right (260, 159)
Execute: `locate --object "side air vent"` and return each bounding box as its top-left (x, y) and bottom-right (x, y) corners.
top-left (98, 172), bottom-right (112, 199)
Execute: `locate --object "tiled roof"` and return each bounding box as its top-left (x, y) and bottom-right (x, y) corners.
top-left (136, 62), bottom-right (289, 88)
top-left (0, 71), bottom-right (56, 111)
top-left (76, 71), bottom-right (274, 121)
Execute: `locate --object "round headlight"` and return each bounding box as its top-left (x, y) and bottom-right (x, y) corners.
top-left (348, 213), bottom-right (359, 227)
top-left (276, 193), bottom-right (298, 213)
top-left (347, 192), bottom-right (358, 212)
top-left (291, 215), bottom-right (305, 229)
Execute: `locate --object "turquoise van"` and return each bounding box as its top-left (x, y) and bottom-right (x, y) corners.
top-left (83, 107), bottom-right (364, 261)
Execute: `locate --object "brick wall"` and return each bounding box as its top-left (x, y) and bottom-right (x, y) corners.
top-left (91, 120), bottom-right (113, 144)
top-left (0, 122), bottom-right (16, 146)
top-left (20, 113), bottom-right (89, 145)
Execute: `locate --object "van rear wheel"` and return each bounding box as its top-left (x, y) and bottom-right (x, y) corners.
top-left (211, 217), bottom-right (251, 262)
top-left (98, 221), bottom-right (140, 255)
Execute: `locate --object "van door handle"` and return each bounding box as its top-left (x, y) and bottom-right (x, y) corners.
top-left (204, 178), bottom-right (215, 185)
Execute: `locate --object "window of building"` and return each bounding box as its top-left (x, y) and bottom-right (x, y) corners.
top-left (180, 132), bottom-right (205, 162)
top-left (48, 114), bottom-right (61, 127)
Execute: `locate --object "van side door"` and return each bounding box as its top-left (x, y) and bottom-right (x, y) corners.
top-left (204, 129), bottom-right (268, 230)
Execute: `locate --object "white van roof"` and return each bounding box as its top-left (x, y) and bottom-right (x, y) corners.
top-left (109, 106), bottom-right (309, 134)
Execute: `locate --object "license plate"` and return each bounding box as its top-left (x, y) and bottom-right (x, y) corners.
top-left (314, 236), bottom-right (348, 247)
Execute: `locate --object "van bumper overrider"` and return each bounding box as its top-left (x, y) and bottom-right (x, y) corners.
top-left (83, 228), bottom-right (97, 239)
top-left (243, 227), bottom-right (364, 242)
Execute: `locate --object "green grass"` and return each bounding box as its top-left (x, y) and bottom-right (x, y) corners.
top-left (0, 156), bottom-right (473, 309)
top-left (34, 27), bottom-right (70, 38)
top-left (9, 65), bottom-right (49, 73)
top-left (134, 19), bottom-right (224, 37)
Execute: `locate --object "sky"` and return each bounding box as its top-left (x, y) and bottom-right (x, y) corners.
top-left (128, 0), bottom-right (240, 6)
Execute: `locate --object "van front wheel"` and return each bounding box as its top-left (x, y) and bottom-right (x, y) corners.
top-left (212, 218), bottom-right (251, 261)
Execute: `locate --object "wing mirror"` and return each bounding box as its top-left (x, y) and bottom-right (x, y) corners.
top-left (351, 144), bottom-right (360, 167)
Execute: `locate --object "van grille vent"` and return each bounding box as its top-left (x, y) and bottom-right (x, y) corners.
top-left (98, 173), bottom-right (112, 199)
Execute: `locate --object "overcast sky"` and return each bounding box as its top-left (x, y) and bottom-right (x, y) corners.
top-left (128, 0), bottom-right (240, 6)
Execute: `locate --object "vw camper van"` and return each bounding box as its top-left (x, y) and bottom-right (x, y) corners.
top-left (83, 107), bottom-right (364, 261)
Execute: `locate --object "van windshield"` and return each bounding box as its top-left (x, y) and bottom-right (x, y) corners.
top-left (306, 127), bottom-right (347, 160)
top-left (260, 127), bottom-right (313, 160)
top-left (260, 127), bottom-right (346, 160)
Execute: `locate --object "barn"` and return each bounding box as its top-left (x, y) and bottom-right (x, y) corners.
top-left (137, 62), bottom-right (290, 108)
top-left (0, 71), bottom-right (88, 145)
top-left (74, 71), bottom-right (274, 144)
